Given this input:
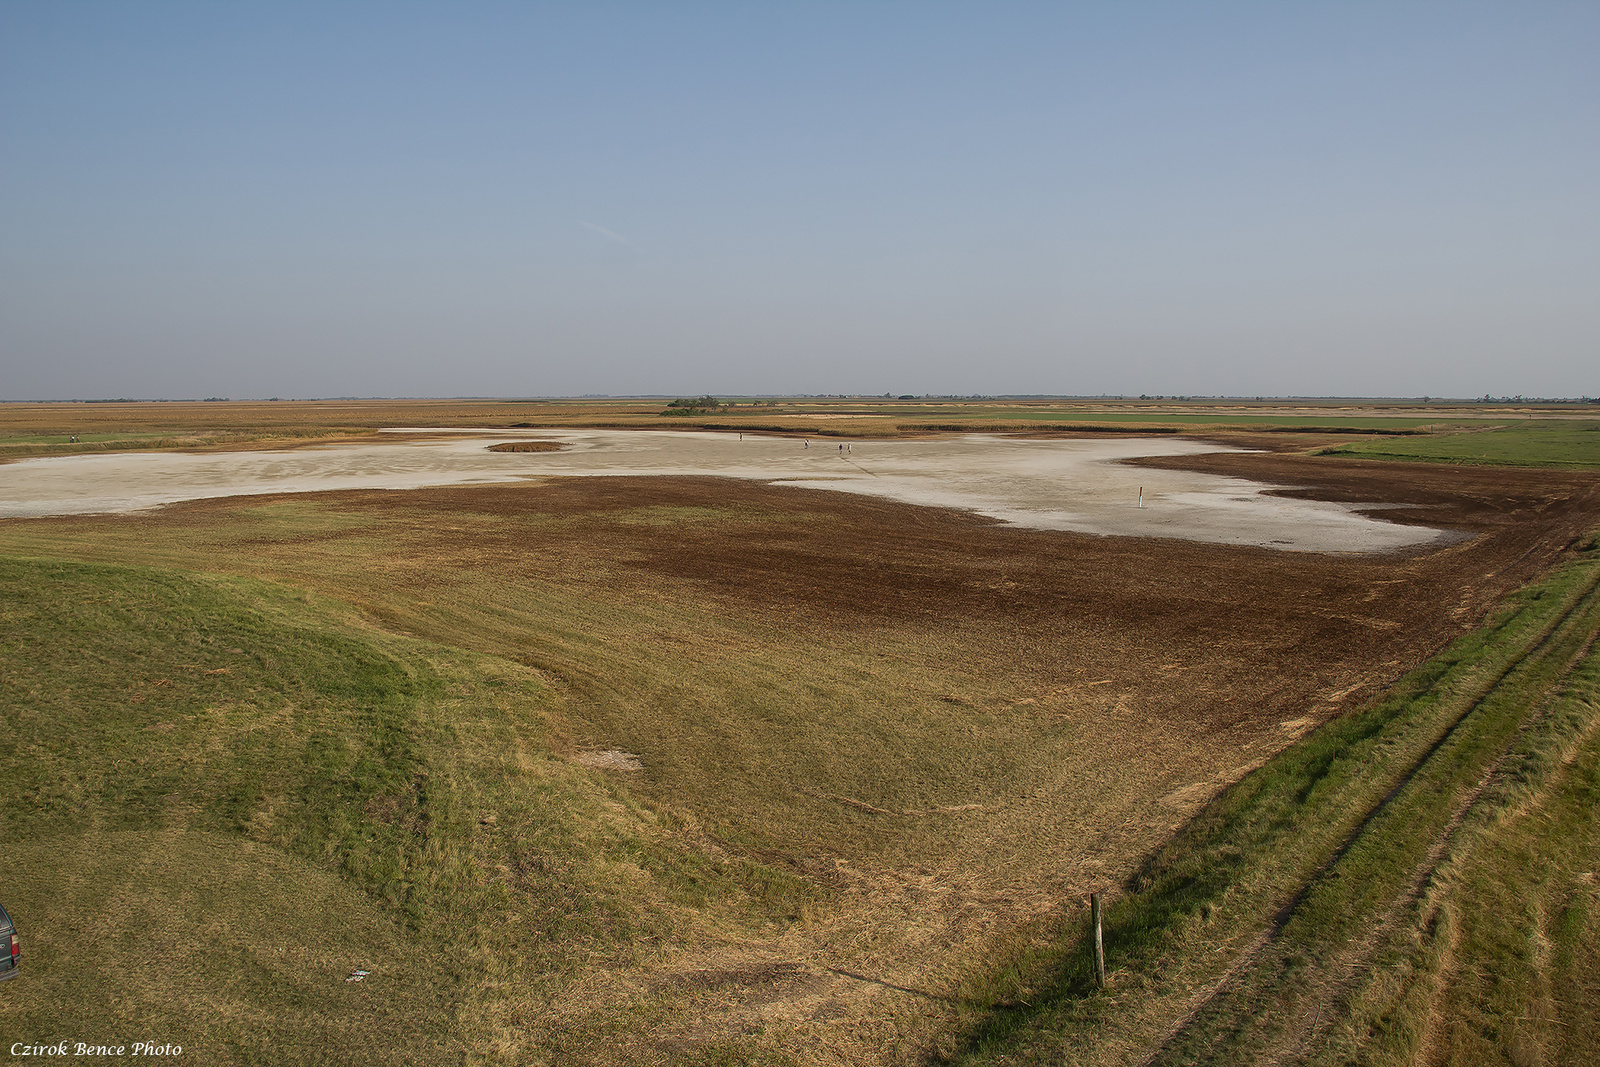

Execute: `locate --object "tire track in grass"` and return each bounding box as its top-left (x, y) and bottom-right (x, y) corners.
top-left (1398, 631), bottom-right (1600, 1067)
top-left (934, 551), bottom-right (1600, 1067)
top-left (1142, 562), bottom-right (1600, 1066)
top-left (1132, 570), bottom-right (1598, 1066)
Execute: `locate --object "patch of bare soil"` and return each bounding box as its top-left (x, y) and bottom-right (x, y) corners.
top-left (1131, 450), bottom-right (1600, 548)
top-left (574, 749), bottom-right (644, 770)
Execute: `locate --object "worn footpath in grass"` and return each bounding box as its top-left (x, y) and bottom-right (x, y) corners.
top-left (1145, 541), bottom-right (1600, 1065)
top-left (937, 532), bottom-right (1600, 1066)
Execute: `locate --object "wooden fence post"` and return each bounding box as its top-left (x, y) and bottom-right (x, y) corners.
top-left (1091, 892), bottom-right (1106, 988)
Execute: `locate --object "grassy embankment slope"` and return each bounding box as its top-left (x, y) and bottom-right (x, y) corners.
top-left (0, 554), bottom-right (829, 1063)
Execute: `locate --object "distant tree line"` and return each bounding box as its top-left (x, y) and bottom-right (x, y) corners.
top-left (663, 395), bottom-right (724, 414)
top-left (661, 396), bottom-right (779, 414)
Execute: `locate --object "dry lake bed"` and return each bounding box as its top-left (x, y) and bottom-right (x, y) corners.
top-left (0, 429), bottom-right (1442, 553)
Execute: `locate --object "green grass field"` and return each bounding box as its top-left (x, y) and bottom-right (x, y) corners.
top-left (0, 431), bottom-right (225, 459)
top-left (1319, 420), bottom-right (1600, 468)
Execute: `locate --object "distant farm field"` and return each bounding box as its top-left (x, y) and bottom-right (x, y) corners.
top-left (3, 396), bottom-right (1595, 456)
top-left (1319, 420), bottom-right (1600, 468)
top-left (2, 399), bottom-right (1599, 1064)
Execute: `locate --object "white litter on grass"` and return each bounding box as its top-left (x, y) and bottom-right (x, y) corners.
top-left (345, 969), bottom-right (370, 982)
top-left (576, 750), bottom-right (644, 771)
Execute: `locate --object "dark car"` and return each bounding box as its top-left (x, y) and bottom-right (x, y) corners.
top-left (0, 904), bottom-right (17, 980)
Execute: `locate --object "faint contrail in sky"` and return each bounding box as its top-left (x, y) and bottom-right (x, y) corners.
top-left (577, 221), bottom-right (628, 244)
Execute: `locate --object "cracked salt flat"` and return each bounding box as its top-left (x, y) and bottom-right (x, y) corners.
top-left (0, 429), bottom-right (1443, 553)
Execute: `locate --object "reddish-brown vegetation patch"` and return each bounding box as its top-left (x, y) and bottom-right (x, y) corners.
top-left (281, 453), bottom-right (1597, 732)
top-left (485, 440), bottom-right (565, 453)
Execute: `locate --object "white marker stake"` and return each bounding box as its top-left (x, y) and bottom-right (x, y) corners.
top-left (1138, 487), bottom-right (1143, 509)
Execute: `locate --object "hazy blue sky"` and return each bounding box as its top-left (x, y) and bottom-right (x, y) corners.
top-left (2, 2), bottom-right (1595, 400)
